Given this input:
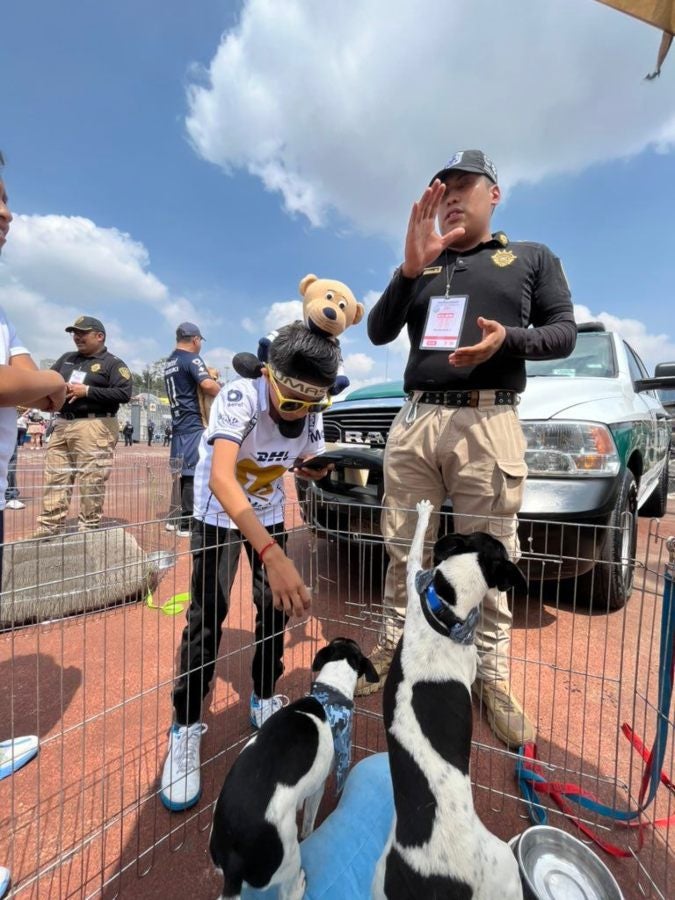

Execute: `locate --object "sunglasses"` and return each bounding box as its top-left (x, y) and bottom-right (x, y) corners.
top-left (266, 368), bottom-right (332, 413)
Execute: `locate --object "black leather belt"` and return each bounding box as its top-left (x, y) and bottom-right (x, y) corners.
top-left (57, 412), bottom-right (117, 420)
top-left (410, 389), bottom-right (520, 407)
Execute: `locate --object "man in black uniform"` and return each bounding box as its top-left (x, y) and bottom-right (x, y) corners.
top-left (147, 420), bottom-right (155, 447)
top-left (163, 322), bottom-right (220, 536)
top-left (34, 316), bottom-right (133, 536)
top-left (360, 150), bottom-right (577, 750)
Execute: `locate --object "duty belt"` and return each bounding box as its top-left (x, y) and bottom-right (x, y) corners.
top-left (57, 412), bottom-right (117, 420)
top-left (410, 389), bottom-right (520, 407)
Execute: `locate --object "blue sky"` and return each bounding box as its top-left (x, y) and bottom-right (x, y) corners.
top-left (1, 0), bottom-right (674, 388)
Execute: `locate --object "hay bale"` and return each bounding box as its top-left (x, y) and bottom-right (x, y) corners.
top-left (0, 528), bottom-right (162, 627)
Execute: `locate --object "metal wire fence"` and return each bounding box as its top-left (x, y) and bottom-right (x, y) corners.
top-left (0, 467), bottom-right (673, 898)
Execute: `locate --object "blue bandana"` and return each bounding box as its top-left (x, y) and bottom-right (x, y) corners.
top-left (310, 681), bottom-right (354, 794)
top-left (415, 568), bottom-right (480, 645)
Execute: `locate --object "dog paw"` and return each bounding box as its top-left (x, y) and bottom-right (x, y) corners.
top-left (289, 869), bottom-right (306, 900)
top-left (416, 499), bottom-right (433, 516)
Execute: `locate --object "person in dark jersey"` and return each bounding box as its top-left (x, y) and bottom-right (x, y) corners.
top-left (163, 322), bottom-right (220, 536)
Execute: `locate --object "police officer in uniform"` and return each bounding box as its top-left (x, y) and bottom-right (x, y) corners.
top-left (34, 316), bottom-right (133, 536)
top-left (361, 151), bottom-right (577, 751)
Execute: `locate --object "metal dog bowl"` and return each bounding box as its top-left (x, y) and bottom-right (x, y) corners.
top-left (514, 826), bottom-right (623, 900)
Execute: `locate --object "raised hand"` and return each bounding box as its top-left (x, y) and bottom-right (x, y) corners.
top-left (401, 180), bottom-right (466, 278)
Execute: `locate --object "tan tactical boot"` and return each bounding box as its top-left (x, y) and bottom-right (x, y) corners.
top-left (473, 679), bottom-right (535, 749)
top-left (355, 644), bottom-right (395, 697)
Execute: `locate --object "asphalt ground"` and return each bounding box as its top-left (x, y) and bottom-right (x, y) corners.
top-left (1, 446), bottom-right (674, 899)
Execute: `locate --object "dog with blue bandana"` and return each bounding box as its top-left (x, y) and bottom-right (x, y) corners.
top-left (373, 500), bottom-right (526, 900)
top-left (210, 637), bottom-right (378, 900)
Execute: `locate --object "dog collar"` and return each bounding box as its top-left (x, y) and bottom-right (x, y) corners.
top-left (310, 682), bottom-right (354, 794)
top-left (416, 569), bottom-right (480, 645)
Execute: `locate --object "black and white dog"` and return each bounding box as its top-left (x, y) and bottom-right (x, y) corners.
top-left (209, 637), bottom-right (378, 900)
top-left (373, 500), bottom-right (526, 900)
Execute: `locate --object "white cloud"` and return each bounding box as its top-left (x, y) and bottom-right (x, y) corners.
top-left (241, 316), bottom-right (258, 333)
top-left (185, 0), bottom-right (675, 237)
top-left (0, 214), bottom-right (202, 372)
top-left (574, 304), bottom-right (675, 373)
top-left (200, 345), bottom-right (237, 381)
top-left (343, 352), bottom-right (375, 376)
top-left (263, 299), bottom-right (304, 332)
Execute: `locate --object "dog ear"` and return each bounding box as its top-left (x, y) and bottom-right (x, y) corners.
top-left (359, 656), bottom-right (380, 684)
top-left (494, 559), bottom-right (528, 594)
top-left (311, 645), bottom-right (333, 672)
top-left (433, 533), bottom-right (467, 565)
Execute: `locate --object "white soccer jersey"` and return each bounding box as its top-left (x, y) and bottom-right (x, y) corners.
top-left (192, 377), bottom-right (325, 528)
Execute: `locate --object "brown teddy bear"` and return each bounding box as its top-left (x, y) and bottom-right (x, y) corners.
top-left (233, 274), bottom-right (365, 394)
top-left (298, 273), bottom-right (364, 340)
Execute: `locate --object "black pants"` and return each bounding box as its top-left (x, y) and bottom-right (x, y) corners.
top-left (124, 434), bottom-right (133, 446)
top-left (172, 519), bottom-right (289, 726)
top-left (5, 441), bottom-right (19, 501)
top-left (179, 475), bottom-right (194, 531)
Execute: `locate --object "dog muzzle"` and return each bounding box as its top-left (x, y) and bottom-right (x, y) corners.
top-left (310, 681), bottom-right (354, 794)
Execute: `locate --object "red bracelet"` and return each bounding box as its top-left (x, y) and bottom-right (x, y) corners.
top-left (258, 539), bottom-right (277, 563)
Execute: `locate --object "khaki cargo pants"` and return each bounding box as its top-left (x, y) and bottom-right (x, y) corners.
top-left (37, 417), bottom-right (118, 532)
top-left (380, 396), bottom-right (527, 681)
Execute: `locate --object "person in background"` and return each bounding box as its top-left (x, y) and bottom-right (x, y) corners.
top-left (122, 420), bottom-right (134, 446)
top-left (16, 411), bottom-right (27, 446)
top-left (147, 419), bottom-right (155, 447)
top-left (163, 322), bottom-right (220, 537)
top-left (26, 411), bottom-right (41, 450)
top-left (163, 422), bottom-right (171, 447)
top-left (362, 149), bottom-right (576, 751)
top-left (33, 316), bottom-right (132, 536)
top-left (0, 149), bottom-right (67, 900)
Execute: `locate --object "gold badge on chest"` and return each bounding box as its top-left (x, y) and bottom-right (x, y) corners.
top-left (491, 249), bottom-right (517, 268)
top-left (90, 363), bottom-right (101, 372)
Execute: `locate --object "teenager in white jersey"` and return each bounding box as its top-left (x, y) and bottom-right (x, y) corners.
top-left (0, 153), bottom-right (67, 899)
top-left (160, 321), bottom-right (340, 811)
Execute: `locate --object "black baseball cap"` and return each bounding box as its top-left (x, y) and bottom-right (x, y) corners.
top-left (176, 321), bottom-right (205, 341)
top-left (65, 316), bottom-right (106, 336)
top-left (429, 149), bottom-right (498, 186)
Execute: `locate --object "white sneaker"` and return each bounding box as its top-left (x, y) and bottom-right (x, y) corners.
top-left (0, 866), bottom-right (10, 899)
top-left (160, 722), bottom-right (207, 811)
top-left (175, 529), bottom-right (192, 538)
top-left (0, 734), bottom-right (39, 780)
top-left (5, 499), bottom-right (25, 510)
top-left (249, 693), bottom-right (289, 729)
top-left (164, 522), bottom-right (177, 532)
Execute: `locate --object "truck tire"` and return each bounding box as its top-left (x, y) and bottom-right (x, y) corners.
top-left (583, 469), bottom-right (638, 611)
top-left (639, 453), bottom-right (670, 519)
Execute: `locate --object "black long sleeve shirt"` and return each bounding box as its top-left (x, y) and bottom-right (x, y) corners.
top-left (52, 347), bottom-right (133, 415)
top-left (368, 233), bottom-right (577, 393)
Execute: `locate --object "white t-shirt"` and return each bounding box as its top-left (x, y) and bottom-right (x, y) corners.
top-left (193, 377), bottom-right (325, 528)
top-left (0, 308), bottom-right (29, 509)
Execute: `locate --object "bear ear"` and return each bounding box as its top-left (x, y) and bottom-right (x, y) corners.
top-left (352, 302), bottom-right (365, 326)
top-left (299, 274), bottom-right (318, 297)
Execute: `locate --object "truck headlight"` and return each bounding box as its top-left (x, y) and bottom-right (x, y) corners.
top-left (521, 421), bottom-right (620, 476)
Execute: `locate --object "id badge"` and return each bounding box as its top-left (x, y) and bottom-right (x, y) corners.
top-left (420, 295), bottom-right (468, 350)
top-left (69, 369), bottom-right (87, 385)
